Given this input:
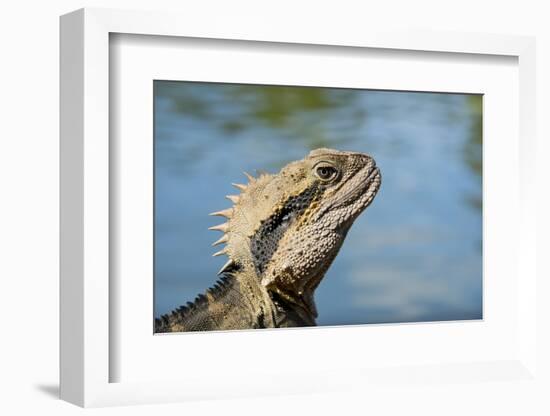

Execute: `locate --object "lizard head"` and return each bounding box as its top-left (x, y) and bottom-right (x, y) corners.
top-left (209, 148), bottom-right (381, 318)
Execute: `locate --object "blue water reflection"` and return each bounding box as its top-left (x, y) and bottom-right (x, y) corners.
top-left (154, 81), bottom-right (482, 326)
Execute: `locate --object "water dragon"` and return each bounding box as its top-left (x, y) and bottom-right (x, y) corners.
top-left (155, 148), bottom-right (381, 332)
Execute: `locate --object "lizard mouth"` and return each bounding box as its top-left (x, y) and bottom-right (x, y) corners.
top-left (333, 161), bottom-right (381, 208)
top-left (344, 163), bottom-right (381, 209)
top-left (364, 166), bottom-right (382, 197)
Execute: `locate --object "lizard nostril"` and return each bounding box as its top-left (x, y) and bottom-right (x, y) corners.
top-left (364, 155), bottom-right (375, 166)
top-left (358, 153), bottom-right (373, 166)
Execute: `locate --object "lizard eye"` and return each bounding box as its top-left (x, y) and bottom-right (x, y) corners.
top-left (314, 163), bottom-right (338, 182)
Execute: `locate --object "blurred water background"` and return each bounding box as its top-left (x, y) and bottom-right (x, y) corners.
top-left (154, 81), bottom-right (482, 326)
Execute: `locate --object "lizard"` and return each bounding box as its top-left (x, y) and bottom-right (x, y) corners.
top-left (155, 148), bottom-right (381, 332)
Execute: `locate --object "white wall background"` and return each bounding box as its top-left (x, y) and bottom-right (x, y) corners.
top-left (0, 1), bottom-right (548, 415)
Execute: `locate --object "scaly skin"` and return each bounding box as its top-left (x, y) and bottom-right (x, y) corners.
top-left (155, 148), bottom-right (381, 332)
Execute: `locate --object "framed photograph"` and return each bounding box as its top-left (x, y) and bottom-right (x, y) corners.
top-left (60, 8), bottom-right (538, 407)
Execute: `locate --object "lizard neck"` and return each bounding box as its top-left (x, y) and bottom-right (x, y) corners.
top-left (239, 262), bottom-right (319, 328)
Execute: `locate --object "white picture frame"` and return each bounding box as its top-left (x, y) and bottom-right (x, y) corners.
top-left (60, 7), bottom-right (538, 407)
